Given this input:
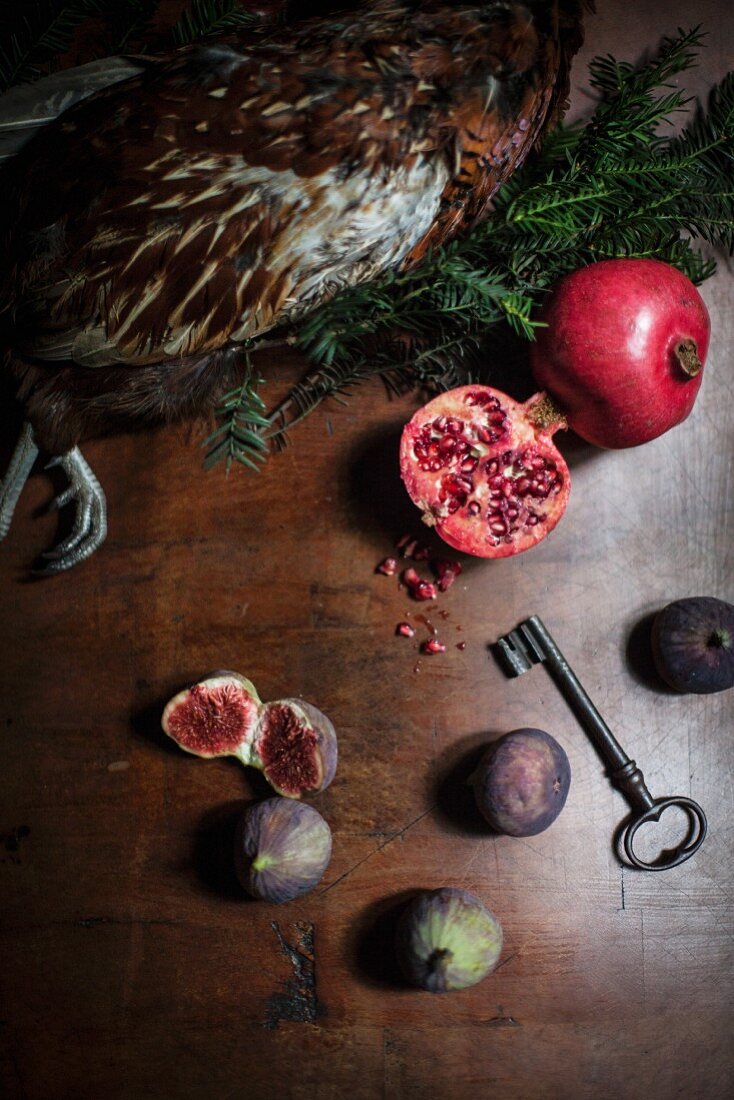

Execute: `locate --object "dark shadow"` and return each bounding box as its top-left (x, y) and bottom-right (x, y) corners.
top-left (348, 889), bottom-right (422, 990)
top-left (192, 799), bottom-right (251, 901)
top-left (625, 610), bottom-right (677, 692)
top-left (345, 421), bottom-right (419, 542)
top-left (430, 731), bottom-right (500, 837)
top-left (130, 692), bottom-right (190, 756)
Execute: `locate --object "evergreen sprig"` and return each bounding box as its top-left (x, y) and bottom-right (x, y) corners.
top-left (202, 350), bottom-right (271, 472)
top-left (0, 0), bottom-right (109, 90)
top-left (172, 0), bottom-right (259, 47)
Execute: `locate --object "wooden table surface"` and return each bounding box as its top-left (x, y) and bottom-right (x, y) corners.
top-left (1, 3), bottom-right (732, 1098)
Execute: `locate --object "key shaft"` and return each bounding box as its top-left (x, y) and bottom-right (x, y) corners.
top-left (505, 616), bottom-right (655, 812)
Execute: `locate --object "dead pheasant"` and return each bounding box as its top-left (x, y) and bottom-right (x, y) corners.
top-left (0, 0), bottom-right (589, 573)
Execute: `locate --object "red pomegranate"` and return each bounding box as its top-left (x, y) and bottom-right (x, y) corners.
top-left (529, 258), bottom-right (710, 448)
top-left (399, 385), bottom-right (569, 558)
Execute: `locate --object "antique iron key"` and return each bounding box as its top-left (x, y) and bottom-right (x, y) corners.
top-left (496, 615), bottom-right (707, 871)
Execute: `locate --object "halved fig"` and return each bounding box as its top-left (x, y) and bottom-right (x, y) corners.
top-left (161, 672), bottom-right (261, 759)
top-left (161, 675), bottom-right (338, 797)
top-left (252, 699), bottom-right (338, 798)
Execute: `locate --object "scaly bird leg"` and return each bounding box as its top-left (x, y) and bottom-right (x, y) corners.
top-left (0, 421), bottom-right (39, 539)
top-left (34, 447), bottom-right (108, 575)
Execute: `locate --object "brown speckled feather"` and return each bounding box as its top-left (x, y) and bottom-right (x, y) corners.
top-left (1, 0), bottom-right (590, 452)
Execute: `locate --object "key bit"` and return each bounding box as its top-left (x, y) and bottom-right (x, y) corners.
top-left (495, 615), bottom-right (707, 871)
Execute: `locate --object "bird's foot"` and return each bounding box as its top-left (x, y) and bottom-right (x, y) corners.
top-left (0, 422), bottom-right (39, 540)
top-left (33, 447), bottom-right (107, 575)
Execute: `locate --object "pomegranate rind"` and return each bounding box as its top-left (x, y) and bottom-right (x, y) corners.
top-left (161, 674), bottom-right (261, 759)
top-left (252, 698), bottom-right (338, 798)
top-left (399, 385), bottom-right (569, 559)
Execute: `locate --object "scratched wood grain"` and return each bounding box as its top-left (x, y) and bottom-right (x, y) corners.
top-left (1, 2), bottom-right (733, 1098)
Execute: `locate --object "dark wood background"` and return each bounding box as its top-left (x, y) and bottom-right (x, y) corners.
top-left (1, 3), bottom-right (732, 1098)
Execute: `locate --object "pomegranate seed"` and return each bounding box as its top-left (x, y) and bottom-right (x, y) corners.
top-left (396, 622), bottom-right (415, 638)
top-left (516, 477), bottom-right (531, 495)
top-left (476, 427), bottom-right (492, 443)
top-left (433, 416), bottom-right (448, 431)
top-left (377, 557), bottom-right (398, 575)
top-left (460, 457), bottom-right (478, 473)
top-left (456, 641), bottom-right (467, 651)
top-left (468, 500), bottom-right (481, 515)
top-left (403, 568), bottom-right (438, 601)
top-left (446, 418), bottom-right (462, 435)
top-left (422, 638), bottom-right (446, 655)
top-left (434, 559), bottom-right (463, 592)
top-left (490, 519), bottom-right (508, 535)
top-left (401, 538), bottom-right (418, 557)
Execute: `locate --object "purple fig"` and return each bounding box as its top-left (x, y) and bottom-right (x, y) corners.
top-left (234, 798), bottom-right (332, 904)
top-left (651, 597), bottom-right (734, 694)
top-left (252, 699), bottom-right (338, 798)
top-left (396, 887), bottom-right (502, 993)
top-left (161, 674), bottom-right (338, 797)
top-left (471, 728), bottom-right (571, 837)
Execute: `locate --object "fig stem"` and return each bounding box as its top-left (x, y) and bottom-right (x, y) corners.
top-left (428, 948), bottom-right (453, 975)
top-left (675, 339), bottom-right (702, 377)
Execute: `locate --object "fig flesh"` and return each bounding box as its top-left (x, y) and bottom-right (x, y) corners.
top-left (161, 672), bottom-right (261, 758)
top-left (161, 674), bottom-right (338, 797)
top-left (253, 699), bottom-right (338, 798)
top-left (472, 728), bottom-right (571, 836)
top-left (234, 797), bottom-right (332, 903)
top-left (396, 887), bottom-right (502, 993)
top-left (651, 597), bottom-right (734, 694)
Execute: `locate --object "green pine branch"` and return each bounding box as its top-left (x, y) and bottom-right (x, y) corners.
top-left (0, 0), bottom-right (109, 90)
top-left (171, 0), bottom-right (259, 47)
top-left (202, 350), bottom-right (271, 472)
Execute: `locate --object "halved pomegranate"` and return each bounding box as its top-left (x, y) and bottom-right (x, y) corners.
top-left (399, 385), bottom-right (570, 558)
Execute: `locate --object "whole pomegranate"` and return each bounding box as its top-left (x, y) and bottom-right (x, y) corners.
top-left (399, 384), bottom-right (569, 558)
top-left (529, 259), bottom-right (710, 448)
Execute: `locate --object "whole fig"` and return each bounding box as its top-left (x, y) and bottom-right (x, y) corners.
top-left (395, 887), bottom-right (502, 993)
top-left (234, 798), bottom-right (332, 903)
top-left (651, 597), bottom-right (734, 694)
top-left (471, 728), bottom-right (570, 836)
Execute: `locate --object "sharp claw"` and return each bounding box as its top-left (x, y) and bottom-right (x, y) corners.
top-left (32, 447), bottom-right (107, 575)
top-left (47, 487), bottom-right (75, 513)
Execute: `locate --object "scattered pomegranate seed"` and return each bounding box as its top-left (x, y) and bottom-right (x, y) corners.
top-left (421, 638), bottom-right (447, 655)
top-left (456, 641), bottom-right (467, 651)
top-left (403, 568), bottom-right (438, 601)
top-left (376, 556), bottom-right (398, 576)
top-left (396, 622), bottom-right (416, 638)
top-left (433, 558), bottom-right (463, 592)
